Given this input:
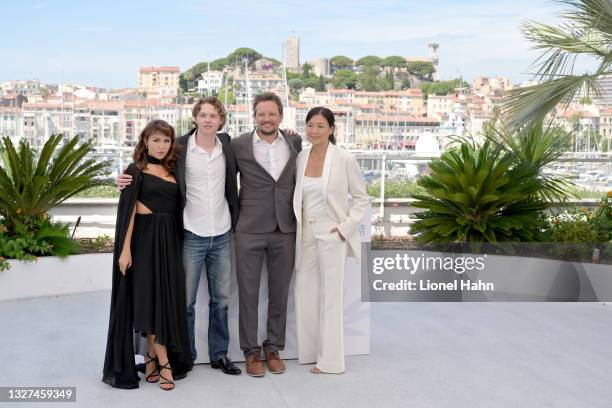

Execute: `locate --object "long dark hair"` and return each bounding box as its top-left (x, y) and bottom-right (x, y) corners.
top-left (133, 119), bottom-right (178, 173)
top-left (305, 107), bottom-right (336, 145)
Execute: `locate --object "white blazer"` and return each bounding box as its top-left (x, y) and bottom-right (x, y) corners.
top-left (293, 143), bottom-right (370, 270)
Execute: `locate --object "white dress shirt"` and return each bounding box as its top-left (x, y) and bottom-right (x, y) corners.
top-left (183, 133), bottom-right (231, 237)
top-left (252, 131), bottom-right (291, 181)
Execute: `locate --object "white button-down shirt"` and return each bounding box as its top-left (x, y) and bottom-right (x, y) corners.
top-left (252, 131), bottom-right (291, 181)
top-left (183, 133), bottom-right (231, 237)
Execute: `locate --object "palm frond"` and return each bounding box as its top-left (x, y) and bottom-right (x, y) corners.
top-left (504, 0), bottom-right (612, 129)
top-left (502, 73), bottom-right (600, 129)
top-left (559, 0), bottom-right (612, 35)
top-left (522, 21), bottom-right (608, 78)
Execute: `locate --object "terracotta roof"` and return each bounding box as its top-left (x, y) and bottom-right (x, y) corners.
top-left (599, 108), bottom-right (612, 116)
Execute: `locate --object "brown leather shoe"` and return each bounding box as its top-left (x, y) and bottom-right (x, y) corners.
top-left (245, 354), bottom-right (265, 377)
top-left (265, 351), bottom-right (285, 374)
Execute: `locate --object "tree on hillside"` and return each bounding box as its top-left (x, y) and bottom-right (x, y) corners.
top-left (357, 66), bottom-right (381, 91)
top-left (333, 69), bottom-right (358, 89)
top-left (210, 58), bottom-right (229, 71)
top-left (288, 78), bottom-right (304, 92)
top-left (302, 63), bottom-right (314, 79)
top-left (330, 55), bottom-right (354, 71)
top-left (356, 55), bottom-right (382, 66)
top-left (406, 61), bottom-right (435, 78)
top-left (227, 47), bottom-right (263, 66)
top-left (382, 56), bottom-right (407, 68)
top-left (420, 79), bottom-right (468, 96)
top-left (303, 75), bottom-right (327, 91)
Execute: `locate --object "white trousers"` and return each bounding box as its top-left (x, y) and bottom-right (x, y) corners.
top-left (295, 217), bottom-right (347, 373)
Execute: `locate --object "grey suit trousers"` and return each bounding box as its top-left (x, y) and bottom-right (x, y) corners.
top-left (234, 230), bottom-right (296, 356)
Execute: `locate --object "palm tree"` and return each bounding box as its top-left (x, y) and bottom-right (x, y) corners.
top-left (0, 134), bottom-right (110, 228)
top-left (503, 0), bottom-right (612, 129)
top-left (482, 118), bottom-right (577, 203)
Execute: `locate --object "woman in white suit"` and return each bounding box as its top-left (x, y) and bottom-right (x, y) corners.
top-left (293, 107), bottom-right (369, 374)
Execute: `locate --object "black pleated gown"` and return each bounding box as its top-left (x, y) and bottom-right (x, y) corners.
top-left (103, 165), bottom-right (192, 389)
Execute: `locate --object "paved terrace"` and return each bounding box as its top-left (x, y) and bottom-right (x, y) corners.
top-left (1, 292), bottom-right (611, 408)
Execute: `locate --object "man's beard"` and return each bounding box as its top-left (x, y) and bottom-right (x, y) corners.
top-left (258, 126), bottom-right (278, 136)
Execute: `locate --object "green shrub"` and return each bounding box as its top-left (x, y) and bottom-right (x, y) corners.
top-left (542, 194), bottom-right (612, 259)
top-left (0, 134), bottom-right (110, 270)
top-left (0, 215), bottom-right (80, 271)
top-left (410, 139), bottom-right (548, 243)
top-left (367, 180), bottom-right (427, 198)
top-left (547, 193), bottom-right (612, 244)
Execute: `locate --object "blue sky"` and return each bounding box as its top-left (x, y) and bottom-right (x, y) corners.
top-left (2, 0), bottom-right (572, 88)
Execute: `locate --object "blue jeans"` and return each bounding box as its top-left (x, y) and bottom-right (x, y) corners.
top-left (183, 229), bottom-right (232, 361)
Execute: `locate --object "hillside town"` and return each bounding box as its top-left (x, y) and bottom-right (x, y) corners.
top-left (2, 38), bottom-right (610, 155)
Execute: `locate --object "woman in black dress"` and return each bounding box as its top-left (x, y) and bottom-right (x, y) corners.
top-left (103, 120), bottom-right (193, 390)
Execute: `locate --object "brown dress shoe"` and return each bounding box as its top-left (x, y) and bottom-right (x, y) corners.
top-left (265, 351), bottom-right (285, 374)
top-left (245, 354), bottom-right (265, 377)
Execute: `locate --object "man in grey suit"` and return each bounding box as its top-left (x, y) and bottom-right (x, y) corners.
top-left (231, 92), bottom-right (302, 377)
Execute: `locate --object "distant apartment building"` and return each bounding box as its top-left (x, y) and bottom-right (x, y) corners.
top-left (0, 94), bottom-right (27, 108)
top-left (138, 66), bottom-right (180, 98)
top-left (321, 88), bottom-right (425, 115)
top-left (122, 100), bottom-right (193, 146)
top-left (225, 104), bottom-right (254, 135)
top-left (426, 94), bottom-right (455, 119)
top-left (284, 36), bottom-right (300, 70)
top-left (101, 88), bottom-right (141, 102)
top-left (472, 77), bottom-right (511, 96)
top-left (74, 101), bottom-right (123, 146)
top-left (600, 108), bottom-right (612, 139)
top-left (0, 106), bottom-right (21, 140)
top-left (254, 58), bottom-right (278, 71)
top-left (233, 72), bottom-right (285, 105)
top-left (593, 73), bottom-right (612, 108)
top-left (21, 102), bottom-right (75, 145)
top-left (73, 87), bottom-right (97, 100)
top-left (1, 79), bottom-right (41, 98)
top-left (197, 70), bottom-right (224, 96)
top-left (354, 113), bottom-right (440, 148)
top-left (17, 98), bottom-right (196, 148)
top-left (298, 88), bottom-right (330, 105)
top-left (354, 89), bottom-right (425, 115)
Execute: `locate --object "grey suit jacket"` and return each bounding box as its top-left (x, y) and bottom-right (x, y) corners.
top-left (231, 129), bottom-right (302, 234)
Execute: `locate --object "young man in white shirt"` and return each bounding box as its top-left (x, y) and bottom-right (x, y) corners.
top-left (118, 97), bottom-right (241, 375)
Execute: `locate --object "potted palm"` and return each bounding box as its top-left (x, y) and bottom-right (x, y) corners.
top-left (0, 134), bottom-right (112, 301)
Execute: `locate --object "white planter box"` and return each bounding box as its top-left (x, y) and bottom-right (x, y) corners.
top-left (1, 253), bottom-right (112, 302)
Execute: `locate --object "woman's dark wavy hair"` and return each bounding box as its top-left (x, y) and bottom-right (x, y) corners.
top-left (133, 119), bottom-right (178, 173)
top-left (305, 106), bottom-right (336, 145)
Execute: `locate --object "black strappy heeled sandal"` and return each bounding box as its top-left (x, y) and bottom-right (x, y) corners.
top-left (158, 361), bottom-right (175, 391)
top-left (144, 352), bottom-right (160, 383)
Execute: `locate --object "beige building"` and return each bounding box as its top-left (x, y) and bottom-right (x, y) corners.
top-left (354, 113), bottom-right (440, 148)
top-left (600, 108), bottom-right (612, 139)
top-left (138, 66), bottom-right (180, 98)
top-left (309, 58), bottom-right (330, 77)
top-left (472, 77), bottom-right (511, 96)
top-left (284, 36), bottom-right (300, 70)
top-left (427, 95), bottom-right (455, 119)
